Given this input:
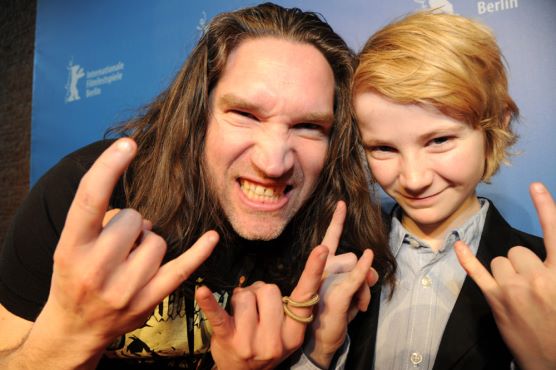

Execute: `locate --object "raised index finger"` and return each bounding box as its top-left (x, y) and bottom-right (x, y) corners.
top-left (62, 139), bottom-right (137, 246)
top-left (530, 182), bottom-right (556, 267)
top-left (321, 201), bottom-right (347, 256)
top-left (455, 241), bottom-right (498, 296)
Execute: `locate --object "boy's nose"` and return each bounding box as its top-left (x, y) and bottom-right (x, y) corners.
top-left (398, 155), bottom-right (433, 194)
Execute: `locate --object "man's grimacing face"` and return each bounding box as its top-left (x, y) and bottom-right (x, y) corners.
top-left (203, 37), bottom-right (336, 240)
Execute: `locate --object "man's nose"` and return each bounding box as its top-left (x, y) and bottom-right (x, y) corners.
top-left (251, 129), bottom-right (294, 178)
top-left (398, 154), bottom-right (433, 193)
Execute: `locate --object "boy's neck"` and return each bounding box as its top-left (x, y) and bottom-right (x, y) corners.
top-left (401, 195), bottom-right (481, 252)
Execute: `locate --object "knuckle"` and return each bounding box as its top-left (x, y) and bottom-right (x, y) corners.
top-left (530, 273), bottom-right (549, 293)
top-left (498, 277), bottom-right (522, 293)
top-left (117, 208), bottom-right (143, 229)
top-left (53, 246), bottom-right (73, 270)
top-left (259, 283), bottom-right (281, 296)
top-left (76, 191), bottom-right (104, 218)
top-left (143, 232), bottom-right (167, 253)
top-left (237, 346), bottom-right (254, 360)
top-left (346, 252), bottom-right (358, 265)
top-left (270, 344), bottom-right (285, 359)
top-left (232, 289), bottom-right (255, 305)
top-left (287, 331), bottom-right (305, 349)
top-left (507, 246), bottom-right (527, 260)
top-left (490, 256), bottom-right (504, 270)
top-left (205, 311), bottom-right (226, 329)
top-left (76, 176), bottom-right (105, 213)
top-left (102, 208), bottom-right (121, 226)
top-left (124, 208), bottom-right (143, 222)
top-left (105, 290), bottom-right (131, 310)
top-left (153, 233), bottom-right (167, 246)
top-left (261, 342), bottom-right (284, 361)
top-left (172, 267), bottom-right (190, 284)
top-left (80, 268), bottom-right (104, 292)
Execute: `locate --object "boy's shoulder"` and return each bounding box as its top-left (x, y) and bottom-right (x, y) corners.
top-left (483, 200), bottom-right (546, 259)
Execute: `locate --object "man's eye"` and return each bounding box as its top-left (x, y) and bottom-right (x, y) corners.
top-left (231, 110), bottom-right (258, 121)
top-left (294, 123), bottom-right (322, 131)
top-left (293, 123), bottom-right (330, 139)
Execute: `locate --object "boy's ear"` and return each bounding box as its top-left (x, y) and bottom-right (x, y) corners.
top-left (480, 131), bottom-right (491, 183)
top-left (502, 111), bottom-right (512, 128)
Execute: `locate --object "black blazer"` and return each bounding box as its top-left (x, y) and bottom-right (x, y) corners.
top-left (346, 203), bottom-right (545, 370)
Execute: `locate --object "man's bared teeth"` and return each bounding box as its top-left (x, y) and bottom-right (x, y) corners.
top-left (240, 179), bottom-right (286, 203)
top-left (254, 185), bottom-right (265, 195)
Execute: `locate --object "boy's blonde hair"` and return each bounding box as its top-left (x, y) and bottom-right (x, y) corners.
top-left (354, 11), bottom-right (518, 181)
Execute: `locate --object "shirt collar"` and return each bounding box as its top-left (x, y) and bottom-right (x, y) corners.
top-left (389, 199), bottom-right (490, 256)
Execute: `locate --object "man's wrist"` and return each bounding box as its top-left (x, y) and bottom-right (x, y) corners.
top-left (18, 308), bottom-right (106, 370)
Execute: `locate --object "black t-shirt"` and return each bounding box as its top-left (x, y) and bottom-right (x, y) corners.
top-left (0, 140), bottom-right (227, 369)
top-left (1, 140), bottom-right (115, 320)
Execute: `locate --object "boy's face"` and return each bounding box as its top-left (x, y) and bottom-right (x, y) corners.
top-left (355, 91), bottom-right (485, 236)
top-left (204, 37), bottom-right (335, 240)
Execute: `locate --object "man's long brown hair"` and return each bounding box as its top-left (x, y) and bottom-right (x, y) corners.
top-left (113, 2), bottom-right (395, 292)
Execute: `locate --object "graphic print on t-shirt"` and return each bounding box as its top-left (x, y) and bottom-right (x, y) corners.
top-left (105, 287), bottom-right (229, 366)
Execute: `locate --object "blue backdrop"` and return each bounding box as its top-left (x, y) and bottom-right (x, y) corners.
top-left (32, 0), bottom-right (556, 237)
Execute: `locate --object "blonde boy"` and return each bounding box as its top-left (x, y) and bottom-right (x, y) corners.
top-left (345, 11), bottom-right (554, 370)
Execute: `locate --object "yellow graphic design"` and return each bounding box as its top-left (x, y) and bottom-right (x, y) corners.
top-left (105, 288), bottom-right (228, 361)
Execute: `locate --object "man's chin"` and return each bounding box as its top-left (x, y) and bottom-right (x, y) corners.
top-left (231, 222), bottom-right (287, 241)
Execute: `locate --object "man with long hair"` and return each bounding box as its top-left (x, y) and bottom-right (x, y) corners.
top-left (0, 3), bottom-right (394, 369)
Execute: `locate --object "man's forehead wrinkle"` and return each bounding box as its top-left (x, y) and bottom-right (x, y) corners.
top-left (218, 92), bottom-right (333, 125)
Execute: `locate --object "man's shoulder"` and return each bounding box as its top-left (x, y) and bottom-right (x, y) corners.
top-left (31, 139), bottom-right (118, 197)
top-left (62, 139), bottom-right (117, 170)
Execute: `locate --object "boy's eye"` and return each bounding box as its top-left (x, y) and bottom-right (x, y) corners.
top-left (372, 145), bottom-right (396, 152)
top-left (429, 136), bottom-right (451, 146)
top-left (426, 136), bottom-right (457, 152)
top-left (367, 145), bottom-right (397, 159)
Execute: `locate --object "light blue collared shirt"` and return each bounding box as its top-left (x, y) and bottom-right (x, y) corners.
top-left (374, 199), bottom-right (489, 370)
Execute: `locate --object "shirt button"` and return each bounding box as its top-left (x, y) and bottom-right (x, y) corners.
top-left (410, 352), bottom-right (423, 366)
top-left (421, 275), bottom-right (432, 287)
top-left (409, 239), bottom-right (420, 248)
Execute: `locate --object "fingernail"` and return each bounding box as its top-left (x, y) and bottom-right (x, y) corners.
top-left (116, 139), bottom-right (134, 153)
top-left (454, 242), bottom-right (467, 254)
top-left (206, 231), bottom-right (219, 244)
top-left (532, 182), bottom-right (546, 194)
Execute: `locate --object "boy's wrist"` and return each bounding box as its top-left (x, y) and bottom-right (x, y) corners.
top-left (302, 335), bottom-right (348, 369)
